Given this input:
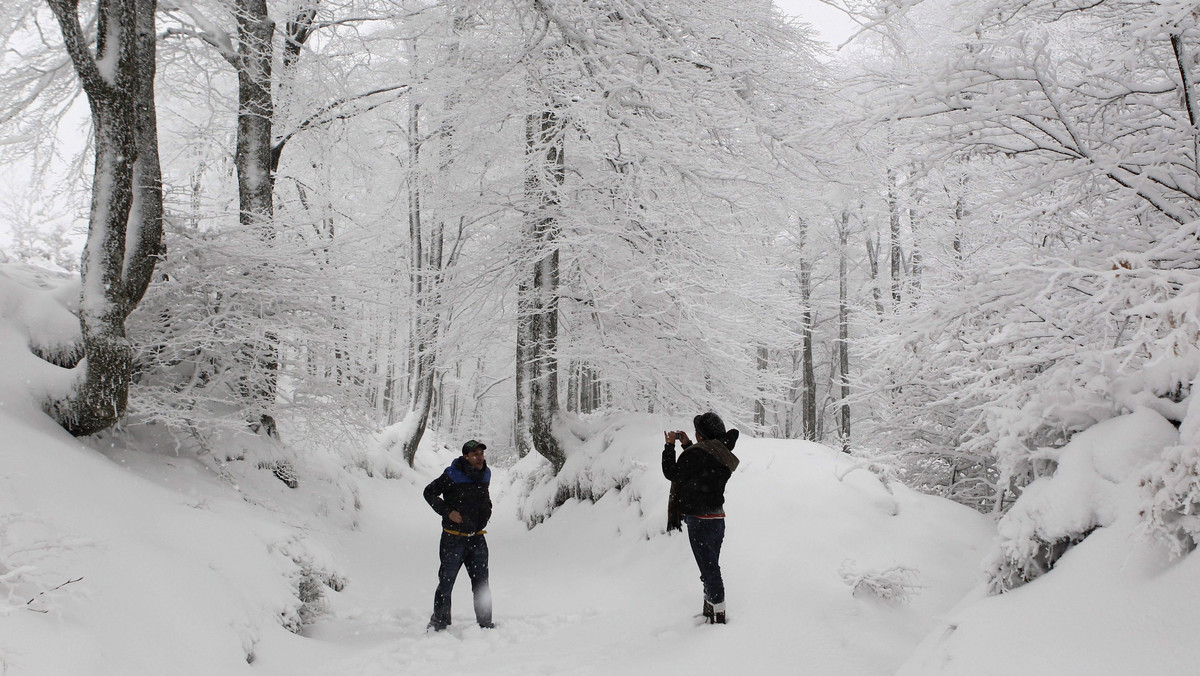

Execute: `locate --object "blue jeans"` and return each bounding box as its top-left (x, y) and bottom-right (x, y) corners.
top-left (684, 515), bottom-right (726, 604)
top-left (431, 531), bottom-right (492, 628)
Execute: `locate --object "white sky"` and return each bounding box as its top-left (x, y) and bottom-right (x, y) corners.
top-left (774, 0), bottom-right (859, 47)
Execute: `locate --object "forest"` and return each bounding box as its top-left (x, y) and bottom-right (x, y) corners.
top-left (3, 0), bottom-right (1200, 652)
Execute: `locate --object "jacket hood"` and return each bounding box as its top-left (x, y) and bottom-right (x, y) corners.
top-left (694, 438), bottom-right (740, 472)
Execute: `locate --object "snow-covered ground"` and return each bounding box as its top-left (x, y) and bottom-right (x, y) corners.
top-left (898, 409), bottom-right (1200, 676)
top-left (0, 402), bottom-right (993, 675)
top-left (3, 260), bottom-right (1199, 675)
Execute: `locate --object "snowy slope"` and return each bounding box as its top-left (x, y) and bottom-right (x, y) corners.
top-left (897, 410), bottom-right (1200, 676)
top-left (1, 262), bottom-right (996, 674)
top-left (0, 407), bottom-right (334, 675)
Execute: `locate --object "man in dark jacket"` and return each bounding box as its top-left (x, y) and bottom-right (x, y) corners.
top-left (424, 439), bottom-right (494, 631)
top-left (663, 411), bottom-right (740, 624)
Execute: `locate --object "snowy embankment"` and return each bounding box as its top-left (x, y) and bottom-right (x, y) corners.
top-left (898, 408), bottom-right (1200, 675)
top-left (12, 257), bottom-right (1196, 675)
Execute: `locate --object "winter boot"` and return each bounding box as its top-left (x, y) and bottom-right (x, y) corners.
top-left (702, 600), bottom-right (715, 622)
top-left (711, 602), bottom-right (726, 625)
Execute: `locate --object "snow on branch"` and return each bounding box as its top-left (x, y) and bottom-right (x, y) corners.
top-left (839, 560), bottom-right (922, 604)
top-left (161, 0), bottom-right (236, 62)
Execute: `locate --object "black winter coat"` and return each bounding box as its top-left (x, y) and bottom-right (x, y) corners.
top-left (424, 457), bottom-right (493, 533)
top-left (662, 437), bottom-right (740, 518)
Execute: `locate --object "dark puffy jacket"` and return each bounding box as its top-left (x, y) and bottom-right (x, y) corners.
top-left (424, 457), bottom-right (493, 533)
top-left (663, 437), bottom-right (740, 516)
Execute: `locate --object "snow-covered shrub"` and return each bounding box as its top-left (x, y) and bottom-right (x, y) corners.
top-left (987, 410), bottom-right (1178, 593)
top-left (1140, 441), bottom-right (1200, 558)
top-left (125, 217), bottom-right (380, 445)
top-left (859, 219), bottom-right (1200, 513)
top-left (511, 445), bottom-right (643, 529)
top-left (838, 560), bottom-right (921, 604)
top-left (273, 536), bottom-right (348, 633)
top-left (509, 414), bottom-right (664, 530)
top-left (1140, 384), bottom-right (1200, 558)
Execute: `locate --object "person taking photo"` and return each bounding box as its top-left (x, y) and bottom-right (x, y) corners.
top-left (663, 412), bottom-right (740, 624)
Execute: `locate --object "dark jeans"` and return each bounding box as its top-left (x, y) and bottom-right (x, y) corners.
top-left (431, 531), bottom-right (492, 628)
top-left (684, 515), bottom-right (726, 604)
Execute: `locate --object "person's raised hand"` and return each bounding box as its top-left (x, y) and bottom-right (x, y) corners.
top-left (449, 510), bottom-right (463, 524)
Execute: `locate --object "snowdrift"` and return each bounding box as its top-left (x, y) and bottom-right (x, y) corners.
top-left (899, 409), bottom-right (1200, 675)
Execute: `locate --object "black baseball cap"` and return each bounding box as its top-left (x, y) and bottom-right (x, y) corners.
top-left (461, 439), bottom-right (487, 455)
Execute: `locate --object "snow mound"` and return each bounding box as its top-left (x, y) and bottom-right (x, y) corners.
top-left (0, 262), bottom-right (81, 412)
top-left (988, 408), bottom-right (1179, 591)
top-left (900, 409), bottom-right (1200, 675)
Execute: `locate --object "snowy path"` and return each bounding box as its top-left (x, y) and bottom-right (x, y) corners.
top-left (251, 440), bottom-right (991, 676)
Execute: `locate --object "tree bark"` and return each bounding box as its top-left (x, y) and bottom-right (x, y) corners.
top-left (865, 234), bottom-right (886, 316)
top-left (909, 199), bottom-right (922, 298)
top-left (44, 0), bottom-right (164, 436)
top-left (235, 0), bottom-right (275, 230)
top-left (233, 0), bottom-right (279, 433)
top-left (887, 167), bottom-right (902, 306)
top-left (837, 210), bottom-right (851, 453)
top-left (797, 217), bottom-right (816, 441)
top-left (517, 107), bottom-right (566, 472)
top-left (754, 345), bottom-right (769, 428)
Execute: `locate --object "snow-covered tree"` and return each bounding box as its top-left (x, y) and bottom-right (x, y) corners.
top-left (843, 0), bottom-right (1200, 517)
top-left (32, 0), bottom-right (166, 436)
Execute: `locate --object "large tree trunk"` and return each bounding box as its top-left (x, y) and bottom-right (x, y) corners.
top-left (233, 0), bottom-right (279, 434)
top-left (45, 0), bottom-right (164, 436)
top-left (235, 0), bottom-right (275, 230)
top-left (517, 108), bottom-right (566, 472)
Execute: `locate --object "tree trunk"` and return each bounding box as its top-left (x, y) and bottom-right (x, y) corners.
top-left (517, 107), bottom-right (566, 472)
top-left (797, 217), bottom-right (817, 441)
top-left (865, 233), bottom-right (885, 316)
top-left (837, 210), bottom-right (851, 453)
top-left (45, 0), bottom-right (164, 436)
top-left (887, 167), bottom-right (902, 307)
top-left (754, 345), bottom-right (769, 428)
top-left (909, 199), bottom-right (922, 298)
top-left (952, 188), bottom-right (967, 272)
top-left (399, 119), bottom-right (445, 467)
top-left (232, 0), bottom-right (279, 434)
top-left (235, 0), bottom-right (275, 231)
top-left (567, 359), bottom-right (580, 413)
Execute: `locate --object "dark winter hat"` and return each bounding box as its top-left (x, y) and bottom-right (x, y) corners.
top-left (461, 439), bottom-right (487, 455)
top-left (693, 412), bottom-right (726, 441)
